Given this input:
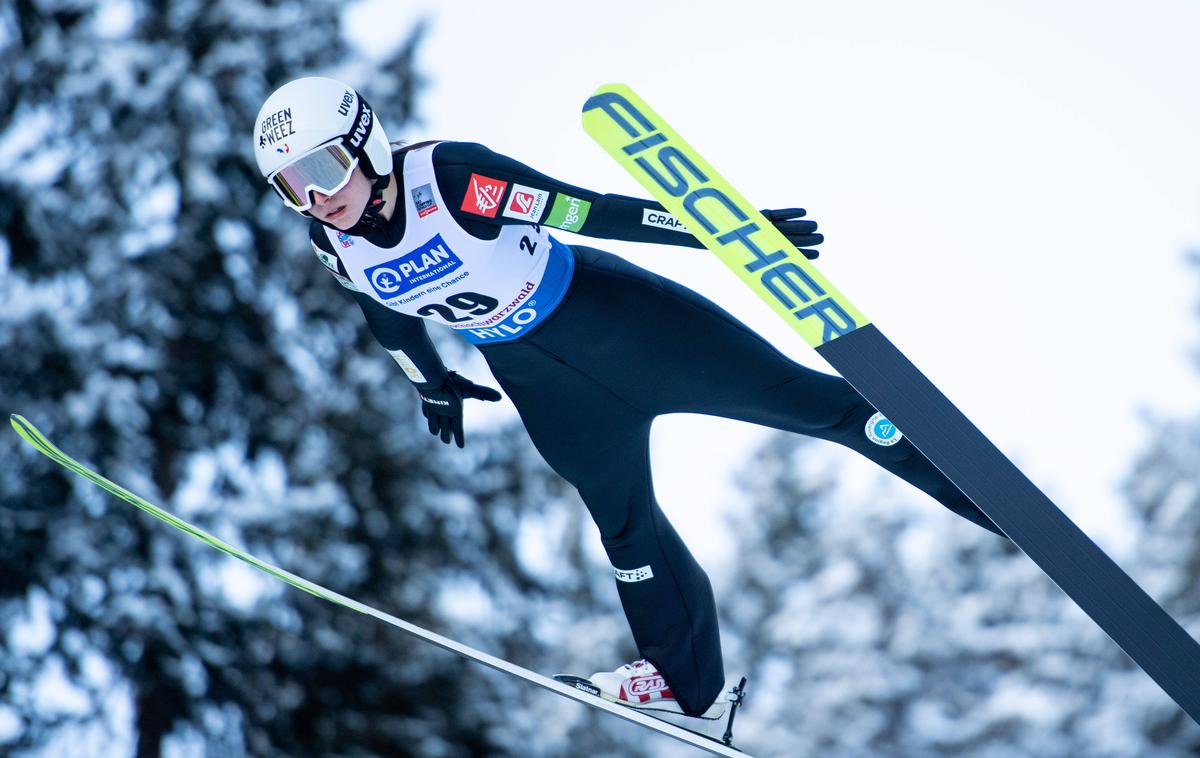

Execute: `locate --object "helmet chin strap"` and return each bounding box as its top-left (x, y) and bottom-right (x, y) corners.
top-left (354, 172), bottom-right (393, 231)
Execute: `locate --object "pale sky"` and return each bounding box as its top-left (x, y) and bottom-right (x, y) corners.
top-left (345, 0), bottom-right (1200, 572)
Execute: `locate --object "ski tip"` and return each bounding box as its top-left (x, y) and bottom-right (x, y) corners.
top-left (10, 414), bottom-right (40, 446)
top-left (582, 83), bottom-right (633, 112)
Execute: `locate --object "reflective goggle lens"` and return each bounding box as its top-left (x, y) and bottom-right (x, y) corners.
top-left (269, 142), bottom-right (357, 211)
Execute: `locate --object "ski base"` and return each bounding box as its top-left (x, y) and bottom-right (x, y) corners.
top-left (9, 414), bottom-right (752, 757)
top-left (581, 82), bottom-right (1200, 725)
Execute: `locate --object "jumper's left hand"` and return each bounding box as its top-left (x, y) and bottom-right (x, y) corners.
top-left (418, 372), bottom-right (502, 448)
top-left (761, 208), bottom-right (823, 260)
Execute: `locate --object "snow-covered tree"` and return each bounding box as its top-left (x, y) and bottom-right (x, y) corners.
top-left (0, 4), bottom-right (636, 756)
top-left (715, 428), bottom-right (1198, 757)
top-left (1106, 254), bottom-right (1200, 756)
top-left (719, 262), bottom-right (1200, 755)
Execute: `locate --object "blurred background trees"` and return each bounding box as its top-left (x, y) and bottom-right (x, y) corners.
top-left (1, 2), bottom-right (1197, 756)
top-left (0, 3), bottom-right (631, 755)
top-left (716, 421), bottom-right (1200, 757)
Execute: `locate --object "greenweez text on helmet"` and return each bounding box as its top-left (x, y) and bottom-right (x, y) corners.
top-left (259, 108), bottom-right (293, 149)
top-left (253, 77), bottom-right (393, 225)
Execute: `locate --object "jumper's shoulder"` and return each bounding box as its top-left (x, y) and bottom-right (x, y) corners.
top-left (308, 219), bottom-right (337, 255)
top-left (429, 140), bottom-right (505, 169)
top-left (306, 220), bottom-right (359, 291)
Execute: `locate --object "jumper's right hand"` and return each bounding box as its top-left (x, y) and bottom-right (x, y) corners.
top-left (418, 372), bottom-right (502, 448)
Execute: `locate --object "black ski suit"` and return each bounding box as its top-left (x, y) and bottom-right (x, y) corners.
top-left (309, 141), bottom-right (1003, 715)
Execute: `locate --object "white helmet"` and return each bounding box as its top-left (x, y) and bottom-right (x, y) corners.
top-left (253, 77), bottom-right (393, 214)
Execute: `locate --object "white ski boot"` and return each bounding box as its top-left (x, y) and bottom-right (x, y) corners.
top-left (555, 660), bottom-right (747, 746)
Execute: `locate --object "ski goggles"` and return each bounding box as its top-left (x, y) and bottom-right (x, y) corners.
top-left (267, 139), bottom-right (357, 212)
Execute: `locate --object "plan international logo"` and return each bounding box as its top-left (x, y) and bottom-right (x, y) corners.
top-left (364, 234), bottom-right (464, 299)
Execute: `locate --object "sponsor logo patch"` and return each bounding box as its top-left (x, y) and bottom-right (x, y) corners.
top-left (628, 676), bottom-right (669, 696)
top-left (310, 241), bottom-right (359, 292)
top-left (311, 241), bottom-right (337, 270)
top-left (348, 104), bottom-right (372, 150)
top-left (336, 231), bottom-right (354, 248)
top-left (501, 183), bottom-right (549, 222)
top-left (387, 348), bottom-right (426, 383)
top-left (364, 234), bottom-right (464, 299)
top-left (865, 411), bottom-right (902, 446)
top-left (545, 193), bottom-right (591, 231)
top-left (258, 107), bottom-right (293, 150)
top-left (411, 183), bottom-right (439, 218)
top-left (461, 173), bottom-right (508, 218)
top-left (642, 208), bottom-right (689, 232)
top-left (567, 679), bottom-right (602, 697)
top-left (614, 565), bottom-right (654, 583)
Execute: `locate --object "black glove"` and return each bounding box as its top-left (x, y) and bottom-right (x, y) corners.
top-left (417, 372), bottom-right (502, 448)
top-left (761, 208), bottom-right (823, 260)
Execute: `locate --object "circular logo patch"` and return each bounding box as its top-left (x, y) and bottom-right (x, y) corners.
top-left (865, 412), bottom-right (902, 446)
top-left (370, 267), bottom-right (400, 294)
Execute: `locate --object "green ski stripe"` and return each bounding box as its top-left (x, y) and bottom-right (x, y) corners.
top-left (10, 414), bottom-right (350, 605)
top-left (581, 83), bottom-right (1200, 725)
top-left (8, 414), bottom-right (749, 756)
top-left (582, 84), bottom-right (868, 348)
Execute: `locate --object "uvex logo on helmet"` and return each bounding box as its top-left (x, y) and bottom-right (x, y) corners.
top-left (254, 77), bottom-right (392, 181)
top-left (349, 105), bottom-right (372, 150)
top-left (253, 77), bottom-right (394, 223)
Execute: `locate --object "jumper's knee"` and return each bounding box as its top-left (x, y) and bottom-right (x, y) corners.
top-left (578, 478), bottom-right (641, 541)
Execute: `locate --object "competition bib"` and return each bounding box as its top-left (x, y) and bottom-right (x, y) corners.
top-left (326, 144), bottom-right (573, 344)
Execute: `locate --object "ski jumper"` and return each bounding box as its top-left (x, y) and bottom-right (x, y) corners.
top-left (310, 141), bottom-right (1004, 715)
